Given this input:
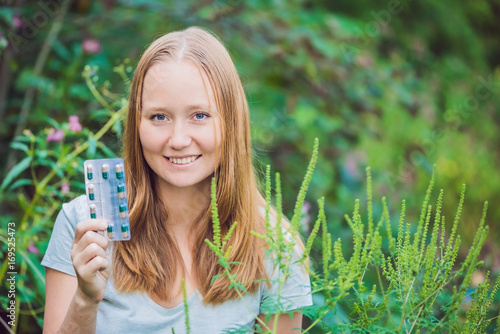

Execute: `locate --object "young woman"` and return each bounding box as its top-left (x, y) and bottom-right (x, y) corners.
top-left (42, 26), bottom-right (312, 334)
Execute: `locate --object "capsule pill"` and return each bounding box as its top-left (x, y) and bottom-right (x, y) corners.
top-left (89, 204), bottom-right (97, 219)
top-left (115, 164), bottom-right (124, 179)
top-left (117, 184), bottom-right (125, 199)
top-left (102, 164), bottom-right (109, 179)
top-left (84, 158), bottom-right (130, 241)
top-left (121, 224), bottom-right (129, 238)
top-left (87, 165), bottom-right (93, 180)
top-left (119, 204), bottom-right (127, 219)
top-left (88, 185), bottom-right (95, 200)
top-left (107, 224), bottom-right (114, 239)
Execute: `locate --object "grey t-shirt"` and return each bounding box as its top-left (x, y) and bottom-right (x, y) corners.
top-left (42, 195), bottom-right (313, 333)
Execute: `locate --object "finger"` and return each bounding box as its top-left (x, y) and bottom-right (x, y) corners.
top-left (79, 255), bottom-right (111, 279)
top-left (81, 229), bottom-right (109, 250)
top-left (73, 243), bottom-right (107, 266)
top-left (74, 219), bottom-right (108, 244)
top-left (72, 229), bottom-right (109, 257)
top-left (73, 242), bottom-right (108, 270)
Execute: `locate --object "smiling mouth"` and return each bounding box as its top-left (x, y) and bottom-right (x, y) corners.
top-left (166, 155), bottom-right (201, 165)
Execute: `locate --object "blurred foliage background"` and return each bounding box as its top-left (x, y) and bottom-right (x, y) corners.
top-left (0, 0), bottom-right (499, 332)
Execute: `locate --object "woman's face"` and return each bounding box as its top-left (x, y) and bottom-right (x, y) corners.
top-left (139, 60), bottom-right (221, 192)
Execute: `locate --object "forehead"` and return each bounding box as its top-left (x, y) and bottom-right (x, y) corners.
top-left (142, 60), bottom-right (216, 110)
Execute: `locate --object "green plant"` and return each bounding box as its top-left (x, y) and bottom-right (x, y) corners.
top-left (2, 1), bottom-right (500, 329)
top-left (205, 139), bottom-right (500, 333)
top-left (0, 64), bottom-right (128, 333)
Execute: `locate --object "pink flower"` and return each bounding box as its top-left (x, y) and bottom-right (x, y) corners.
top-left (46, 128), bottom-right (64, 142)
top-left (12, 14), bottom-right (22, 29)
top-left (82, 38), bottom-right (101, 54)
top-left (27, 241), bottom-right (40, 255)
top-left (61, 182), bottom-right (70, 194)
top-left (68, 115), bottom-right (82, 132)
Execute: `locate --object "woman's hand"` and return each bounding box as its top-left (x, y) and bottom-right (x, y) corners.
top-left (71, 219), bottom-right (111, 304)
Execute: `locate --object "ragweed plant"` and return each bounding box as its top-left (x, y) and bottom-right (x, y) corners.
top-left (204, 139), bottom-right (500, 333)
top-left (306, 164), bottom-right (499, 333)
top-left (204, 139), bottom-right (319, 334)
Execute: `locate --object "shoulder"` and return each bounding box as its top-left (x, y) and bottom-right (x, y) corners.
top-left (59, 194), bottom-right (87, 229)
top-left (62, 194), bottom-right (87, 217)
top-left (50, 194), bottom-right (87, 240)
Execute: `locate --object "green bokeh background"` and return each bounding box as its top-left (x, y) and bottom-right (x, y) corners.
top-left (1, 0), bottom-right (499, 332)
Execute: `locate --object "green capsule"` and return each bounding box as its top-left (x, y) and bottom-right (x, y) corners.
top-left (102, 164), bottom-right (109, 179)
top-left (90, 205), bottom-right (96, 219)
top-left (117, 184), bottom-right (125, 199)
top-left (87, 165), bottom-right (93, 180)
top-left (107, 224), bottom-right (114, 239)
top-left (115, 164), bottom-right (124, 179)
top-left (88, 185), bottom-right (95, 200)
top-left (119, 204), bottom-right (127, 219)
top-left (121, 224), bottom-right (129, 238)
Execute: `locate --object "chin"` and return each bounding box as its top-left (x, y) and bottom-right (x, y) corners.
top-left (162, 177), bottom-right (208, 189)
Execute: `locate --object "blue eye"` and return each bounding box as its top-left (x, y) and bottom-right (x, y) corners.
top-left (194, 113), bottom-right (209, 120)
top-left (151, 114), bottom-right (166, 122)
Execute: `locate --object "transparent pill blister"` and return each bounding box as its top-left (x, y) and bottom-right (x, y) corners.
top-left (84, 158), bottom-right (130, 241)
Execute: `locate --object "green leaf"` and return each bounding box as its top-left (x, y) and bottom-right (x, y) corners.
top-left (43, 117), bottom-right (60, 129)
top-left (16, 70), bottom-right (55, 93)
top-left (1, 156), bottom-right (32, 191)
top-left (36, 158), bottom-right (58, 175)
top-left (12, 135), bottom-right (31, 143)
top-left (112, 118), bottom-right (122, 136)
top-left (19, 250), bottom-right (46, 297)
top-left (17, 192), bottom-right (30, 211)
top-left (52, 37), bottom-right (71, 61)
top-left (7, 178), bottom-right (33, 191)
top-left (87, 136), bottom-right (97, 158)
top-left (35, 150), bottom-right (49, 160)
top-left (10, 141), bottom-right (29, 154)
top-left (89, 108), bottom-right (112, 121)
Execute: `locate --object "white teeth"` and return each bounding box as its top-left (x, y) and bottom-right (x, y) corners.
top-left (168, 155), bottom-right (198, 165)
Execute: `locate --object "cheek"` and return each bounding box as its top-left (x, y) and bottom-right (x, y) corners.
top-left (200, 127), bottom-right (220, 154)
top-left (139, 123), bottom-right (160, 153)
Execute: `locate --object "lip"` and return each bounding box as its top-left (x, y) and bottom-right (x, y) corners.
top-left (166, 155), bottom-right (200, 159)
top-left (164, 155), bottom-right (201, 168)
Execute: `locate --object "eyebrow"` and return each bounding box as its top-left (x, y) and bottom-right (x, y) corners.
top-left (142, 104), bottom-right (214, 113)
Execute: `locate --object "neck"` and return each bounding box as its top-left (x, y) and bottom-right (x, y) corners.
top-left (156, 177), bottom-right (212, 233)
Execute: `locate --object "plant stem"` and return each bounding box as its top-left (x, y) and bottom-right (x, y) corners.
top-left (399, 278), bottom-right (416, 330)
top-left (83, 69), bottom-right (115, 111)
top-left (0, 317), bottom-right (14, 334)
top-left (375, 265), bottom-right (396, 328)
top-left (302, 307), bottom-right (331, 333)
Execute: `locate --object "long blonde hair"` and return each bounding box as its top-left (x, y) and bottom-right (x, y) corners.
top-left (114, 26), bottom-right (267, 304)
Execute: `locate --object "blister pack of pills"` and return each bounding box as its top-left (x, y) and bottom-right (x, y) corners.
top-left (83, 158), bottom-right (131, 241)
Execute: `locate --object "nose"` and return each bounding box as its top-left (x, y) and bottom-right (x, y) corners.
top-left (168, 122), bottom-right (192, 150)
